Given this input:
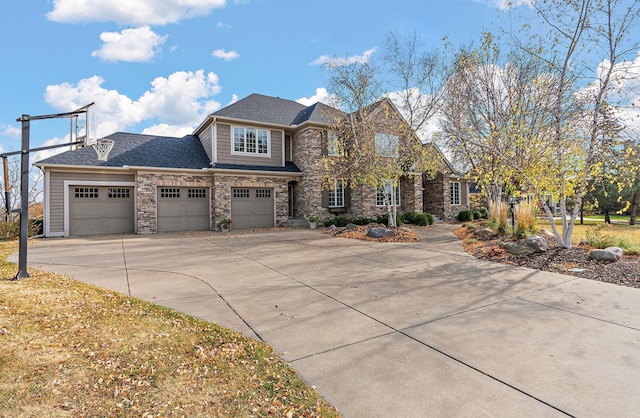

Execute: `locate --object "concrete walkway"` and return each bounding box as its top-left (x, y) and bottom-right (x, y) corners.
top-left (17, 225), bottom-right (640, 417)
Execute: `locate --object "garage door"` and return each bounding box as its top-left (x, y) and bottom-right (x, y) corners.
top-left (231, 188), bottom-right (274, 229)
top-left (158, 187), bottom-right (210, 232)
top-left (69, 186), bottom-right (134, 236)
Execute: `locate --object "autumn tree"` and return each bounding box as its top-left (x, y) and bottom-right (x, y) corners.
top-left (440, 0), bottom-right (639, 247)
top-left (439, 36), bottom-right (557, 211)
top-left (321, 31), bottom-right (448, 227)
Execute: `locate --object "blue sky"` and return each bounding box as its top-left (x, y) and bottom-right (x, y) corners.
top-left (18, 0), bottom-right (640, 164)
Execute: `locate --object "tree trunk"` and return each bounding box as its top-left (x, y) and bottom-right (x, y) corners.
top-left (604, 208), bottom-right (611, 225)
top-left (580, 200), bottom-right (584, 225)
top-left (629, 190), bottom-right (637, 226)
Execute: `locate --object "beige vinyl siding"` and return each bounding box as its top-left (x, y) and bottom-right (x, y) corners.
top-left (199, 124), bottom-right (213, 162)
top-left (461, 180), bottom-right (469, 206)
top-left (215, 123), bottom-right (283, 167)
top-left (48, 171), bottom-right (135, 234)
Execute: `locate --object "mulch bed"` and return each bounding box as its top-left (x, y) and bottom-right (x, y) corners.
top-left (323, 225), bottom-right (420, 242)
top-left (454, 227), bottom-right (640, 289)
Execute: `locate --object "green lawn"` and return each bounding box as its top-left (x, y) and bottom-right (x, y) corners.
top-left (537, 219), bottom-right (640, 254)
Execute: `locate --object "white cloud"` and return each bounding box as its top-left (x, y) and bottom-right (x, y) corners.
top-left (474, 0), bottom-right (533, 10)
top-left (311, 48), bottom-right (376, 67)
top-left (227, 94), bottom-right (239, 106)
top-left (92, 26), bottom-right (168, 62)
top-left (212, 49), bottom-right (239, 61)
top-left (138, 70), bottom-right (221, 125)
top-left (2, 125), bottom-right (20, 139)
top-left (216, 22), bottom-right (232, 29)
top-left (47, 0), bottom-right (227, 26)
top-left (44, 70), bottom-right (222, 138)
top-left (297, 87), bottom-right (334, 106)
top-left (141, 124), bottom-right (195, 137)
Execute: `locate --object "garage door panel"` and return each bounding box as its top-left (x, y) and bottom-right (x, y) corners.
top-left (231, 188), bottom-right (274, 229)
top-left (157, 187), bottom-right (210, 232)
top-left (69, 186), bottom-right (134, 236)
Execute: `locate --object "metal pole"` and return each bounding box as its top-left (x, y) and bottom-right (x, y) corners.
top-left (15, 116), bottom-right (30, 279)
top-left (3, 157), bottom-right (9, 222)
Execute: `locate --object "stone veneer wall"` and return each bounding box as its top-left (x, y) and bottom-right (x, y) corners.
top-left (213, 174), bottom-right (292, 229)
top-left (423, 171), bottom-right (448, 220)
top-left (136, 172), bottom-right (214, 234)
top-left (400, 175), bottom-right (423, 214)
top-left (291, 127), bottom-right (325, 220)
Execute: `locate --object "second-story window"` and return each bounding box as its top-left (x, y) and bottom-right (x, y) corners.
top-left (233, 126), bottom-right (270, 155)
top-left (327, 131), bottom-right (340, 156)
top-left (374, 133), bottom-right (398, 157)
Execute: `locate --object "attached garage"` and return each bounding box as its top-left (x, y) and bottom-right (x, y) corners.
top-left (157, 187), bottom-right (211, 232)
top-left (69, 186), bottom-right (135, 236)
top-left (231, 187), bottom-right (275, 229)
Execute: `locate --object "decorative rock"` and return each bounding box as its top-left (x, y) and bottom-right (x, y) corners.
top-left (400, 227), bottom-right (412, 232)
top-left (524, 236), bottom-right (548, 252)
top-left (473, 228), bottom-right (495, 240)
top-left (604, 247), bottom-right (624, 260)
top-left (502, 241), bottom-right (539, 256)
top-left (326, 224), bottom-right (336, 231)
top-left (589, 249), bottom-right (618, 262)
top-left (538, 229), bottom-right (556, 241)
top-left (345, 223), bottom-right (358, 230)
top-left (366, 227), bottom-right (395, 238)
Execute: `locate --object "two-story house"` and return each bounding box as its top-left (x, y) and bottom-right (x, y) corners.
top-left (35, 93), bottom-right (469, 237)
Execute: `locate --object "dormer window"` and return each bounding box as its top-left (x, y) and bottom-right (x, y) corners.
top-left (233, 126), bottom-right (270, 156)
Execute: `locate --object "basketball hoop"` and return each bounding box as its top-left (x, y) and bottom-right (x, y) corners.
top-left (92, 138), bottom-right (115, 161)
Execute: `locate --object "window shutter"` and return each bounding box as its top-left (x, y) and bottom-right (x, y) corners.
top-left (344, 186), bottom-right (351, 208)
top-left (321, 189), bottom-right (329, 208)
top-left (321, 130), bottom-right (328, 156)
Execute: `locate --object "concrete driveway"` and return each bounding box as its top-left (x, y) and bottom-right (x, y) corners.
top-left (19, 225), bottom-right (640, 417)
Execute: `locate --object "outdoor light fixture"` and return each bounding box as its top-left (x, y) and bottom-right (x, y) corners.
top-left (508, 195), bottom-right (517, 230)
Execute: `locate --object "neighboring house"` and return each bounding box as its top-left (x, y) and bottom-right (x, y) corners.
top-left (35, 93), bottom-right (469, 237)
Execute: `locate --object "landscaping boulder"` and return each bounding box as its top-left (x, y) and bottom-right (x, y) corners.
top-left (345, 223), bottom-right (358, 230)
top-left (502, 241), bottom-right (539, 256)
top-left (326, 224), bottom-right (336, 231)
top-left (538, 229), bottom-right (556, 241)
top-left (604, 247), bottom-right (624, 260)
top-left (524, 236), bottom-right (548, 252)
top-left (473, 228), bottom-right (495, 240)
top-left (367, 227), bottom-right (395, 239)
top-left (589, 249), bottom-right (619, 262)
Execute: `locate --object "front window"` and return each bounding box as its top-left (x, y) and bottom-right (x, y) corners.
top-left (233, 126), bottom-right (270, 155)
top-left (376, 180), bottom-right (400, 206)
top-left (328, 179), bottom-right (344, 207)
top-left (375, 133), bottom-right (398, 157)
top-left (450, 182), bottom-right (461, 205)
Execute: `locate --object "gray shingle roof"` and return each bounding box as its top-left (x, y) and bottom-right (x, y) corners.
top-left (35, 131), bottom-right (302, 173)
top-left (291, 102), bottom-right (343, 126)
top-left (212, 161), bottom-right (301, 173)
top-left (213, 94), bottom-right (307, 126)
top-left (212, 93), bottom-right (342, 126)
top-left (36, 132), bottom-right (211, 169)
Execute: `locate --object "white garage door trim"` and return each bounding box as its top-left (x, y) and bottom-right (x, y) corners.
top-left (63, 180), bottom-right (136, 237)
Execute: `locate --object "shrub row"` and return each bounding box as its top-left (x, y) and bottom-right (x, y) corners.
top-left (323, 211), bottom-right (435, 227)
top-left (456, 208), bottom-right (489, 222)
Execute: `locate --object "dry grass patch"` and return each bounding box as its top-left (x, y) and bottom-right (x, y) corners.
top-left (0, 240), bottom-right (339, 417)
